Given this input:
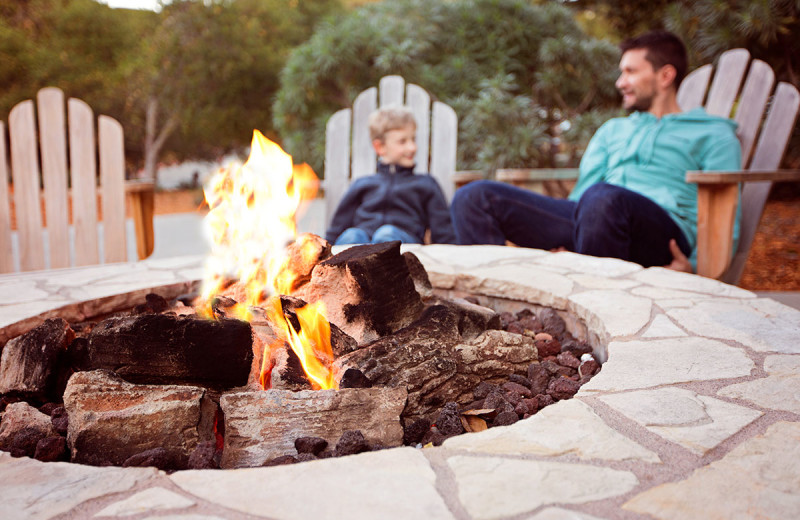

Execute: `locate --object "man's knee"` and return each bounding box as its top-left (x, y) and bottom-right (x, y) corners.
top-left (452, 180), bottom-right (495, 214)
top-left (576, 183), bottom-right (630, 222)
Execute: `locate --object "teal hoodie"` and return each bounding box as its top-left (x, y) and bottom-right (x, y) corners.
top-left (569, 107), bottom-right (741, 266)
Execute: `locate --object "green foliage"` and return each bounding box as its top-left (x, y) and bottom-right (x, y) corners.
top-left (273, 0), bottom-right (620, 175)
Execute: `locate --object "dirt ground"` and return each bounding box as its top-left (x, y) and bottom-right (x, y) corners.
top-left (155, 185), bottom-right (800, 291)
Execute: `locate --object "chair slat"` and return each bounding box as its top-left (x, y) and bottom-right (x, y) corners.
top-left (98, 115), bottom-right (127, 263)
top-left (68, 98), bottom-right (100, 266)
top-left (379, 75), bottom-right (405, 107)
top-left (9, 100), bottom-right (45, 271)
top-left (430, 101), bottom-right (458, 202)
top-left (722, 82), bottom-right (800, 285)
top-left (37, 87), bottom-right (70, 269)
top-left (677, 64), bottom-right (712, 111)
top-left (351, 87), bottom-right (377, 180)
top-left (324, 108), bottom-right (352, 225)
top-left (406, 83), bottom-right (430, 173)
top-left (705, 49), bottom-right (750, 117)
top-left (0, 122), bottom-right (14, 273)
top-left (732, 60), bottom-right (774, 166)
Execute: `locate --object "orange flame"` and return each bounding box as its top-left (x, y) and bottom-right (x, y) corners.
top-left (198, 130), bottom-right (335, 390)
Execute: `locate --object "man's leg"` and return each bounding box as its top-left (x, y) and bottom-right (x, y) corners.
top-left (574, 183), bottom-right (691, 267)
top-left (371, 224), bottom-right (421, 244)
top-left (450, 180), bottom-right (577, 249)
top-left (334, 227), bottom-right (371, 245)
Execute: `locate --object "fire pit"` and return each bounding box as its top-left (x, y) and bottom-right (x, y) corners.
top-left (2, 246), bottom-right (799, 519)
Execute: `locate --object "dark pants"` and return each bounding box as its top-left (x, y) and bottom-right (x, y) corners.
top-left (450, 180), bottom-right (691, 267)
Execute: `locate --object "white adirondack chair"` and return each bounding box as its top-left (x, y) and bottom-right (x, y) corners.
top-left (471, 48), bottom-right (800, 285)
top-left (0, 87), bottom-right (155, 273)
top-left (323, 75), bottom-right (458, 227)
top-left (678, 49), bottom-right (800, 283)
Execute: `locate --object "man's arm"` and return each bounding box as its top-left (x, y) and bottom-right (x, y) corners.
top-left (568, 120), bottom-right (612, 201)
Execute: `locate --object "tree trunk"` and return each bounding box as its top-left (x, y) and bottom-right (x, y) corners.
top-left (142, 96), bottom-right (179, 182)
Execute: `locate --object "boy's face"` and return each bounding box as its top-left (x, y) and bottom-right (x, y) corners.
top-left (374, 124), bottom-right (417, 168)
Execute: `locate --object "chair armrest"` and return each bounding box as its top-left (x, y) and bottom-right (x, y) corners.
top-left (496, 168), bottom-right (580, 182)
top-left (124, 180), bottom-right (155, 259)
top-left (685, 169), bottom-right (800, 279)
top-left (453, 170), bottom-right (485, 189)
top-left (686, 169), bottom-right (800, 183)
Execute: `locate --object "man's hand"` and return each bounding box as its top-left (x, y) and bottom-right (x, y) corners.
top-left (664, 239), bottom-right (693, 273)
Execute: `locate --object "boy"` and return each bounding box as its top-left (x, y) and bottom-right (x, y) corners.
top-left (325, 105), bottom-right (456, 245)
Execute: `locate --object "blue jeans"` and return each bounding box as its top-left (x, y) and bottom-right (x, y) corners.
top-left (334, 224), bottom-right (421, 245)
top-left (450, 180), bottom-right (691, 267)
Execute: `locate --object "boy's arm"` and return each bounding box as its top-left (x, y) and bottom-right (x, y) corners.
top-left (425, 178), bottom-right (457, 244)
top-left (325, 182), bottom-right (364, 243)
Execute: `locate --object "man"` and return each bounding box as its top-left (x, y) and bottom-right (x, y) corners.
top-left (450, 31), bottom-right (741, 272)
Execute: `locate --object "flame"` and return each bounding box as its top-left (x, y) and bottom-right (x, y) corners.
top-left (198, 130), bottom-right (335, 390)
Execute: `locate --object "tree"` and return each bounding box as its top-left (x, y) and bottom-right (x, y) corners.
top-left (273, 0), bottom-right (620, 175)
top-left (127, 0), bottom-right (343, 180)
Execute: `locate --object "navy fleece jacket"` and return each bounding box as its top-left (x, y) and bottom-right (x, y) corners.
top-left (325, 161), bottom-right (456, 244)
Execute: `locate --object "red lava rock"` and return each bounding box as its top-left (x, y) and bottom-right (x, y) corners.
top-left (539, 308), bottom-right (567, 337)
top-left (537, 394), bottom-right (555, 407)
top-left (579, 359), bottom-right (600, 377)
top-left (508, 373), bottom-right (531, 388)
top-left (10, 427), bottom-right (46, 458)
top-left (435, 403), bottom-right (464, 436)
top-left (547, 377), bottom-right (581, 400)
top-left (122, 447), bottom-right (178, 471)
top-left (473, 381), bottom-right (498, 400)
top-left (493, 411), bottom-right (519, 426)
top-left (264, 455), bottom-right (298, 466)
top-left (506, 322), bottom-right (525, 335)
top-left (503, 381), bottom-right (533, 398)
top-left (561, 340), bottom-right (593, 357)
top-left (483, 391), bottom-right (510, 411)
top-left (188, 441), bottom-right (219, 470)
top-left (517, 315), bottom-right (542, 333)
top-left (527, 363), bottom-right (550, 395)
top-left (420, 427), bottom-right (447, 446)
top-left (504, 390), bottom-right (522, 406)
top-left (498, 312), bottom-right (515, 328)
top-left (541, 359), bottom-right (574, 378)
top-left (556, 351), bottom-right (581, 369)
top-left (521, 397), bottom-right (540, 413)
top-left (297, 453), bottom-right (318, 462)
top-left (534, 332), bottom-right (561, 357)
top-left (335, 430), bottom-right (370, 456)
top-left (514, 401), bottom-right (530, 416)
top-left (38, 403), bottom-right (60, 416)
top-left (295, 436), bottom-right (328, 455)
top-left (34, 436), bottom-right (67, 462)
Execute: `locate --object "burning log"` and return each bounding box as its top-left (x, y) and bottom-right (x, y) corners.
top-left (0, 318), bottom-right (74, 402)
top-left (219, 386), bottom-right (407, 469)
top-left (294, 241), bottom-right (425, 344)
top-left (82, 313), bottom-right (253, 389)
top-left (333, 306), bottom-right (538, 420)
top-left (279, 233), bottom-right (332, 293)
top-left (63, 370), bottom-right (216, 468)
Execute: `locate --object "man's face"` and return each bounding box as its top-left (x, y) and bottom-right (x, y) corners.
top-left (615, 48), bottom-right (658, 112)
top-left (374, 123), bottom-right (417, 168)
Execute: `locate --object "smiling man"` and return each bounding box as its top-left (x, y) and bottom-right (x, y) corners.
top-left (450, 31), bottom-right (741, 272)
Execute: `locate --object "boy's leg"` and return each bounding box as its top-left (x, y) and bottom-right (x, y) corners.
top-left (450, 180), bottom-right (576, 249)
top-left (334, 227), bottom-right (371, 245)
top-left (574, 183), bottom-right (691, 267)
top-left (372, 224), bottom-right (421, 244)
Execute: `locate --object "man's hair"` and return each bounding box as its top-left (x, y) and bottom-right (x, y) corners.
top-left (619, 30), bottom-right (688, 88)
top-left (368, 105), bottom-right (416, 142)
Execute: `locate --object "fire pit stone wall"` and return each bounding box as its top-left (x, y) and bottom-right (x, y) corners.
top-left (1, 246), bottom-right (799, 520)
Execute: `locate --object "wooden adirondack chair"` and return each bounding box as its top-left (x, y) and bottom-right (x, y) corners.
top-left (464, 48), bottom-right (800, 285)
top-left (323, 75), bottom-right (458, 227)
top-left (0, 87), bottom-right (155, 274)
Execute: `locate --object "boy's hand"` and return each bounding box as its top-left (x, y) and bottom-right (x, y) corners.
top-left (664, 239), bottom-right (693, 273)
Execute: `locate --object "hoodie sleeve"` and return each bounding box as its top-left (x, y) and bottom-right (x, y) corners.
top-left (325, 180), bottom-right (365, 243)
top-left (568, 120), bottom-right (612, 201)
top-left (425, 177), bottom-right (457, 244)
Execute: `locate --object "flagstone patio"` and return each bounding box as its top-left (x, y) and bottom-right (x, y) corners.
top-left (1, 245), bottom-right (798, 520)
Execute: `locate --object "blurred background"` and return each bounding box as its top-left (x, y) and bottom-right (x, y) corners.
top-left (1, 0), bottom-right (798, 289)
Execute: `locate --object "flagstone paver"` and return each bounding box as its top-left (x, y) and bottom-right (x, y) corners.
top-left (443, 399), bottom-right (660, 462)
top-left (623, 421), bottom-right (800, 519)
top-left (0, 246), bottom-right (798, 519)
top-left (598, 387), bottom-right (763, 455)
top-left (448, 455), bottom-right (639, 520)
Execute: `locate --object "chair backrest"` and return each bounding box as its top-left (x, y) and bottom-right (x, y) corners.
top-left (323, 75), bottom-right (458, 225)
top-left (0, 87), bottom-right (149, 273)
top-left (677, 49), bottom-right (800, 285)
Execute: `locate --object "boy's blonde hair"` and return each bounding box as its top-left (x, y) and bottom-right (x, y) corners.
top-left (368, 105), bottom-right (417, 142)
